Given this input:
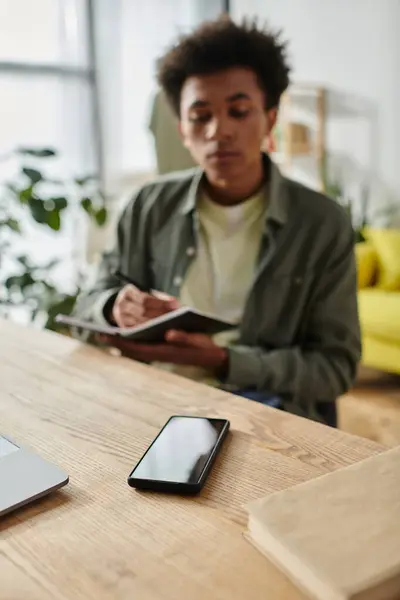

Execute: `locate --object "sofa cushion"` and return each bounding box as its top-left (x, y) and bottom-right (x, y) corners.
top-left (365, 228), bottom-right (400, 291)
top-left (354, 242), bottom-right (377, 288)
top-left (358, 289), bottom-right (400, 343)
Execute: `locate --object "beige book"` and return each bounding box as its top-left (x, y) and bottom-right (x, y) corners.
top-left (246, 446), bottom-right (400, 600)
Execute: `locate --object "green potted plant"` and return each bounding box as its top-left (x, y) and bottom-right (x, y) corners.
top-left (0, 147), bottom-right (108, 332)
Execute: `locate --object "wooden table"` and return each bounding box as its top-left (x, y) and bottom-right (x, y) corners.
top-left (0, 319), bottom-right (384, 600)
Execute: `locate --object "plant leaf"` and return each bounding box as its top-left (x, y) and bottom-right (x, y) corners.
top-left (17, 147), bottom-right (56, 158)
top-left (1, 218), bottom-right (21, 233)
top-left (45, 293), bottom-right (79, 331)
top-left (5, 272), bottom-right (36, 290)
top-left (18, 185), bottom-right (34, 204)
top-left (7, 218), bottom-right (21, 232)
top-left (28, 197), bottom-right (47, 223)
top-left (355, 230), bottom-right (366, 243)
top-left (95, 207), bottom-right (107, 226)
top-left (51, 196), bottom-right (68, 210)
top-left (75, 175), bottom-right (97, 186)
top-left (22, 167), bottom-right (43, 184)
top-left (80, 197), bottom-right (94, 215)
top-left (47, 209), bottom-right (61, 231)
top-left (16, 255), bottom-right (30, 267)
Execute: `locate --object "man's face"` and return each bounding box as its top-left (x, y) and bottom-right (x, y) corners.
top-left (179, 67), bottom-right (277, 184)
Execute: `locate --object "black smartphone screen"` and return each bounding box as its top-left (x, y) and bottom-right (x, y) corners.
top-left (128, 416), bottom-right (229, 490)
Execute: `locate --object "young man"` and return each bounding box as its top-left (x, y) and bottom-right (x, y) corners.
top-left (74, 18), bottom-right (361, 426)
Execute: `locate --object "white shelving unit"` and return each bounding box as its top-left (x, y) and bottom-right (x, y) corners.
top-left (270, 84), bottom-right (326, 192)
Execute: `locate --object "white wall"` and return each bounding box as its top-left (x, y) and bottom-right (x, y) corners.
top-left (232, 0), bottom-right (400, 223)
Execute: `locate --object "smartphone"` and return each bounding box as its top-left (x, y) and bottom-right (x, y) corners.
top-left (127, 416), bottom-right (230, 494)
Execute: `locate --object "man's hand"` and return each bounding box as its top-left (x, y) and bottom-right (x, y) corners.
top-left (100, 329), bottom-right (229, 373)
top-left (111, 285), bottom-right (180, 327)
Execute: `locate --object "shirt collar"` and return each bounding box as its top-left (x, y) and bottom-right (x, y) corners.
top-left (267, 156), bottom-right (289, 227)
top-left (180, 153), bottom-right (289, 227)
top-left (180, 167), bottom-right (203, 215)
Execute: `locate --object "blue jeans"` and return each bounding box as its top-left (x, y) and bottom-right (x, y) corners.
top-left (235, 390), bottom-right (337, 427)
top-left (234, 389), bottom-right (282, 408)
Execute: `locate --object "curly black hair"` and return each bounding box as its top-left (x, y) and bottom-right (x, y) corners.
top-left (156, 17), bottom-right (290, 116)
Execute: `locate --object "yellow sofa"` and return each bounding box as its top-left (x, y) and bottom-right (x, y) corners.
top-left (355, 230), bottom-right (400, 374)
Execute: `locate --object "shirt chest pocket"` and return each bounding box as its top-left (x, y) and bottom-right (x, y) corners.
top-left (150, 251), bottom-right (170, 290)
top-left (149, 217), bottom-right (195, 294)
top-left (246, 270), bottom-right (315, 347)
top-left (150, 245), bottom-right (194, 295)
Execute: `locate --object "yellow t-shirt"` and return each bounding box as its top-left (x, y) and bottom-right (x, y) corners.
top-left (160, 187), bottom-right (266, 384)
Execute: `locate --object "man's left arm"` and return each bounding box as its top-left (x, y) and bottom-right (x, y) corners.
top-left (225, 223), bottom-right (361, 405)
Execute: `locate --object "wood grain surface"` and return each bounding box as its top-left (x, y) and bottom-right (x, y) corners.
top-left (0, 318), bottom-right (384, 600)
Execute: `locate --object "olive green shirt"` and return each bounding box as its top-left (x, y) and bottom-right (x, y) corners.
top-left (74, 155), bottom-right (361, 423)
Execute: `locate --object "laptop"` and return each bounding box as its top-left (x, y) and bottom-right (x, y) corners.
top-left (0, 435), bottom-right (69, 517)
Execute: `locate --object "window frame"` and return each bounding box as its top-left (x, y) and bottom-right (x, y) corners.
top-left (0, 0), bottom-right (104, 187)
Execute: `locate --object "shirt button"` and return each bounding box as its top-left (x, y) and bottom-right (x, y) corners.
top-left (186, 246), bottom-right (195, 257)
top-left (173, 275), bottom-right (182, 287)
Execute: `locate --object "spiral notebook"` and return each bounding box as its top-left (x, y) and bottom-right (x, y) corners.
top-left (56, 308), bottom-right (235, 343)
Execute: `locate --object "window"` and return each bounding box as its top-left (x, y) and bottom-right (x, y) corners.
top-left (0, 0), bottom-right (95, 180)
top-left (0, 0), bottom-right (96, 305)
top-left (0, 0), bottom-right (88, 66)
